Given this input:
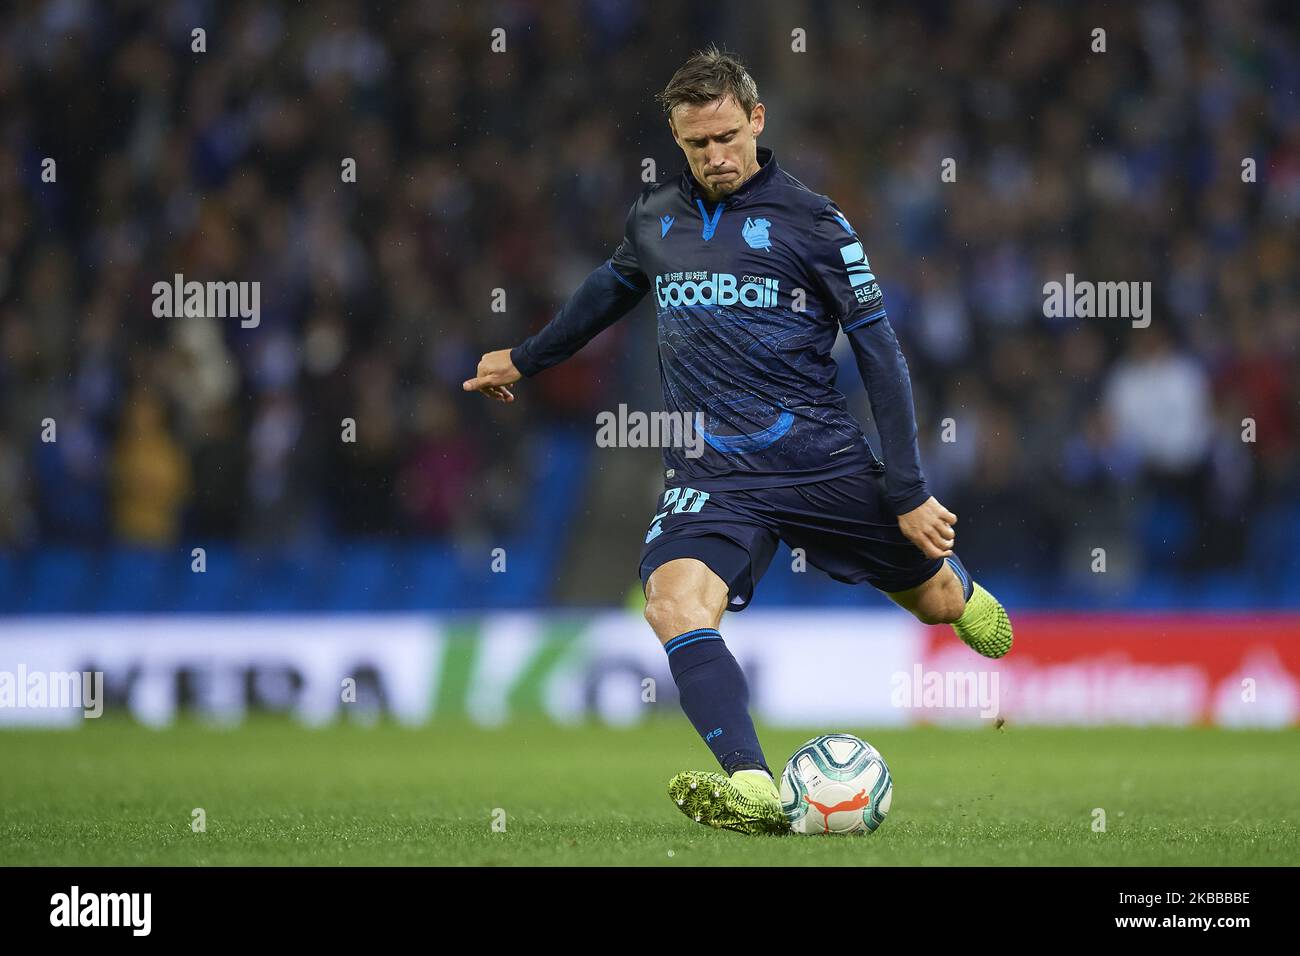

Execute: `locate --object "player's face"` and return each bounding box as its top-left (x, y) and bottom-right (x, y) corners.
top-left (670, 96), bottom-right (765, 201)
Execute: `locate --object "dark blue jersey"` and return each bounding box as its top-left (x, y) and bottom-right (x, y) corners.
top-left (512, 146), bottom-right (930, 512)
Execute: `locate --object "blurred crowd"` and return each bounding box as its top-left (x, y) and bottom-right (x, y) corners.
top-left (0, 0), bottom-right (1296, 593)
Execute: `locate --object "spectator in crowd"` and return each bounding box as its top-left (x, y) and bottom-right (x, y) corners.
top-left (110, 389), bottom-right (191, 545)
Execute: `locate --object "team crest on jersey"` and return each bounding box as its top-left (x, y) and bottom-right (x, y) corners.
top-left (742, 217), bottom-right (773, 250)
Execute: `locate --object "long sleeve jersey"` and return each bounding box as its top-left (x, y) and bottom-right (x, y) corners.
top-left (511, 145), bottom-right (930, 515)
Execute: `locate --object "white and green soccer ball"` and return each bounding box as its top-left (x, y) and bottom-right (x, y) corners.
top-left (779, 733), bottom-right (893, 835)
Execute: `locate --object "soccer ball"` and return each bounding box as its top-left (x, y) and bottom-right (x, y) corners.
top-left (779, 733), bottom-right (893, 835)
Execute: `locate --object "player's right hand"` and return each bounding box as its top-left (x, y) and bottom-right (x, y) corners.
top-left (462, 349), bottom-right (521, 403)
top-left (897, 496), bottom-right (957, 559)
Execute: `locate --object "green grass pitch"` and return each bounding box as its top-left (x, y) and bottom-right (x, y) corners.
top-left (1, 718), bottom-right (1295, 866)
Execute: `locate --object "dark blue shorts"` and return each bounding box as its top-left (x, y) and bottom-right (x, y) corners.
top-left (637, 472), bottom-right (944, 610)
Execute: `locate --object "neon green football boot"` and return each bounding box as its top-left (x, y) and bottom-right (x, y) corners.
top-left (952, 582), bottom-right (1014, 659)
top-left (667, 769), bottom-right (789, 835)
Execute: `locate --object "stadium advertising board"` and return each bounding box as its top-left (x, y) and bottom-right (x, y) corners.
top-left (1, 613), bottom-right (1296, 728)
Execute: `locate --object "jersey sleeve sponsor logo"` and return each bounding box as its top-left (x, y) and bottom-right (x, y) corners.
top-left (839, 241), bottom-right (883, 306)
top-left (827, 209), bottom-right (883, 308)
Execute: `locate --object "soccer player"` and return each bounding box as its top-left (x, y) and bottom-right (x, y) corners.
top-left (463, 46), bottom-right (1012, 834)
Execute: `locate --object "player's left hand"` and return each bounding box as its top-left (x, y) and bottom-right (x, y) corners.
top-left (462, 349), bottom-right (521, 403)
top-left (898, 496), bottom-right (957, 559)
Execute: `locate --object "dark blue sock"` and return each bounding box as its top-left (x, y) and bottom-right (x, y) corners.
top-left (665, 628), bottom-right (768, 775)
top-left (946, 555), bottom-right (974, 602)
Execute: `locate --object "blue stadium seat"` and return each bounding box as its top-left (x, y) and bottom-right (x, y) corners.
top-left (172, 545), bottom-right (240, 611)
top-left (98, 548), bottom-right (175, 612)
top-left (24, 548), bottom-right (100, 613)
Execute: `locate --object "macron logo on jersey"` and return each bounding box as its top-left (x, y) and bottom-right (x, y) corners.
top-left (655, 271), bottom-right (780, 309)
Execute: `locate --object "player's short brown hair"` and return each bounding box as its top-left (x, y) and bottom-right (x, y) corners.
top-left (657, 44), bottom-right (759, 119)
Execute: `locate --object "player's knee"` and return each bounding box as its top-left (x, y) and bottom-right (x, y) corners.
top-left (644, 592), bottom-right (711, 640)
top-left (643, 559), bottom-right (727, 640)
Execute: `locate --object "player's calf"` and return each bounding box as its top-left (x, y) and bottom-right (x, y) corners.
top-left (908, 562), bottom-right (966, 624)
top-left (656, 623), bottom-right (771, 775)
top-left (890, 556), bottom-right (1013, 659)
